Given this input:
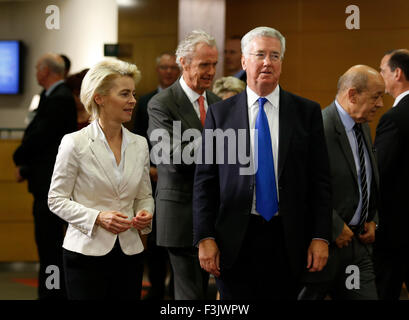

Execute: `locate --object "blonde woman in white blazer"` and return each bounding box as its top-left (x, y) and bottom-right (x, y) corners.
top-left (48, 58), bottom-right (154, 300)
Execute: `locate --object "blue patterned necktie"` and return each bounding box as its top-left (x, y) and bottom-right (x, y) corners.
top-left (255, 97), bottom-right (279, 221)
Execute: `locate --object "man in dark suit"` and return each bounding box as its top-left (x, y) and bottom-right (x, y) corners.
top-left (374, 49), bottom-right (409, 300)
top-left (133, 52), bottom-right (180, 300)
top-left (147, 30), bottom-right (221, 299)
top-left (299, 65), bottom-right (384, 300)
top-left (13, 53), bottom-right (77, 300)
top-left (193, 26), bottom-right (332, 299)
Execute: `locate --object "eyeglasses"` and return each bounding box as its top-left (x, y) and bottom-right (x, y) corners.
top-left (248, 52), bottom-right (281, 62)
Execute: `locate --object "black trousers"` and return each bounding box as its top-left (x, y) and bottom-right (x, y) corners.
top-left (63, 240), bottom-right (144, 300)
top-left (374, 247), bottom-right (409, 300)
top-left (216, 215), bottom-right (297, 300)
top-left (33, 196), bottom-right (67, 300)
top-left (145, 214), bottom-right (173, 299)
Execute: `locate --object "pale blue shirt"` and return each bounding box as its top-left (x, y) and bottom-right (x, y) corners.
top-left (45, 80), bottom-right (64, 97)
top-left (335, 100), bottom-right (372, 226)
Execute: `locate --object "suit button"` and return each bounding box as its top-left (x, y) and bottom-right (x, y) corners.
top-left (278, 186), bottom-right (283, 191)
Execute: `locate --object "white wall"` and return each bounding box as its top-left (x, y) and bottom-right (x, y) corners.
top-left (0, 0), bottom-right (118, 129)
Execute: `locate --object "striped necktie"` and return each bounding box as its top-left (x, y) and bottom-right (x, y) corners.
top-left (353, 123), bottom-right (369, 233)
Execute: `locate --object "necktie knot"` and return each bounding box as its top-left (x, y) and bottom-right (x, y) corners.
top-left (258, 97), bottom-right (268, 110)
top-left (353, 123), bottom-right (362, 134)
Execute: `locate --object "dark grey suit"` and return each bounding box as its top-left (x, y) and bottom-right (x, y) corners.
top-left (301, 102), bottom-right (379, 300)
top-left (147, 79), bottom-right (220, 299)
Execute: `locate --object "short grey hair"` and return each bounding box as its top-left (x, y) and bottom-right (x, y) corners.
top-left (213, 76), bottom-right (246, 98)
top-left (175, 30), bottom-right (217, 67)
top-left (241, 26), bottom-right (286, 59)
top-left (80, 58), bottom-right (141, 121)
top-left (38, 53), bottom-right (65, 76)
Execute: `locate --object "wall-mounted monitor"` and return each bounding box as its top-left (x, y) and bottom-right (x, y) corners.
top-left (0, 40), bottom-right (22, 95)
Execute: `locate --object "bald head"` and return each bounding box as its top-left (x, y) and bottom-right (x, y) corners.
top-left (337, 65), bottom-right (385, 123)
top-left (36, 53), bottom-right (65, 89)
top-left (337, 65), bottom-right (383, 95)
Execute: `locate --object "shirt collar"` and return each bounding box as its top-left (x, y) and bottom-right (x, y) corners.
top-left (179, 76), bottom-right (206, 104)
top-left (335, 99), bottom-right (355, 131)
top-left (94, 119), bottom-right (128, 148)
top-left (246, 84), bottom-right (280, 109)
top-left (45, 80), bottom-right (64, 97)
top-left (393, 89), bottom-right (409, 107)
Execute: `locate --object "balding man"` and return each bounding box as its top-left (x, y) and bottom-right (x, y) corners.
top-left (300, 65), bottom-right (384, 300)
top-left (374, 49), bottom-right (409, 300)
top-left (13, 53), bottom-right (77, 300)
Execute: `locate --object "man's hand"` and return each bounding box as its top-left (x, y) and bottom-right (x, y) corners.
top-left (358, 221), bottom-right (376, 244)
top-left (149, 167), bottom-right (158, 182)
top-left (198, 239), bottom-right (220, 278)
top-left (335, 223), bottom-right (354, 248)
top-left (15, 167), bottom-right (25, 183)
top-left (132, 210), bottom-right (153, 230)
top-left (96, 211), bottom-right (132, 234)
top-left (307, 239), bottom-right (329, 272)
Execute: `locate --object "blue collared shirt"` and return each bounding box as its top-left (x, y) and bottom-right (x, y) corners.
top-left (335, 100), bottom-right (372, 226)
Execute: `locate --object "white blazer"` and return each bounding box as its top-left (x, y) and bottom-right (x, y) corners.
top-left (48, 120), bottom-right (154, 256)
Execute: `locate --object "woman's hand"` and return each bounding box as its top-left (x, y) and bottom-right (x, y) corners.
top-left (131, 210), bottom-right (153, 230)
top-left (96, 211), bottom-right (132, 234)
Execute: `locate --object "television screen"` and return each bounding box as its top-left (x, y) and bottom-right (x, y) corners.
top-left (0, 40), bottom-right (22, 94)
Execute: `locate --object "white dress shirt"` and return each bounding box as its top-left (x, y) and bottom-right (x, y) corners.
top-left (335, 100), bottom-right (372, 226)
top-left (179, 76), bottom-right (208, 118)
top-left (247, 85), bottom-right (280, 216)
top-left (393, 89), bottom-right (409, 107)
top-left (96, 120), bottom-right (128, 187)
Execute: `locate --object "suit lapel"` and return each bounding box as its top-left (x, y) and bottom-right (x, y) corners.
top-left (87, 122), bottom-right (120, 196)
top-left (171, 81), bottom-right (203, 130)
top-left (118, 131), bottom-right (138, 194)
top-left (277, 89), bottom-right (294, 180)
top-left (329, 103), bottom-right (358, 183)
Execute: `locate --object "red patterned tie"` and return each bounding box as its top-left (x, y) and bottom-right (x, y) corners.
top-left (198, 95), bottom-right (206, 127)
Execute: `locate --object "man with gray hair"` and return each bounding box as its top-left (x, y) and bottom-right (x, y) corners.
top-left (13, 53), bottom-right (77, 300)
top-left (133, 52), bottom-right (180, 300)
top-left (193, 26), bottom-right (332, 299)
top-left (147, 30), bottom-right (221, 299)
top-left (299, 65), bottom-right (384, 300)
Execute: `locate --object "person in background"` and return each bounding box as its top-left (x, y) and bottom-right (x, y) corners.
top-left (224, 36), bottom-right (246, 81)
top-left (65, 69), bottom-right (90, 130)
top-left (212, 76), bottom-right (246, 100)
top-left (133, 52), bottom-right (180, 300)
top-left (374, 49), bottom-right (409, 300)
top-left (25, 54), bottom-right (71, 124)
top-left (13, 53), bottom-right (77, 300)
top-left (48, 58), bottom-right (154, 300)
